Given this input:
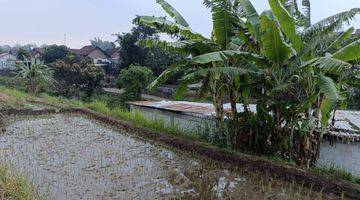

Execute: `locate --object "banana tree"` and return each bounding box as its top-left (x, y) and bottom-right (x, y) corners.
top-left (137, 0), bottom-right (259, 142)
top-left (139, 0), bottom-right (360, 166)
top-left (15, 59), bottom-right (54, 94)
top-left (193, 0), bottom-right (359, 164)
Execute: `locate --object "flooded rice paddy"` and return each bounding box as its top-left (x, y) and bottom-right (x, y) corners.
top-left (0, 114), bottom-right (337, 199)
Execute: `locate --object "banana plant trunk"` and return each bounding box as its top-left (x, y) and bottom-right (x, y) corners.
top-left (213, 93), bottom-right (224, 140)
top-left (28, 77), bottom-right (37, 94)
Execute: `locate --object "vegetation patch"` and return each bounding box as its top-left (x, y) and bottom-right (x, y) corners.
top-left (0, 166), bottom-right (41, 200)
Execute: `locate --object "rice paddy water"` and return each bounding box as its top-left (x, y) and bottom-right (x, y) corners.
top-left (0, 114), bottom-right (337, 199)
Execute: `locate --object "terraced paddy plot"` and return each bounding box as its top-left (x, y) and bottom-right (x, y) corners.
top-left (0, 115), bottom-right (335, 199)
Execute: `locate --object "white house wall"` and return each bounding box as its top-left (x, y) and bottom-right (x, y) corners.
top-left (318, 141), bottom-right (360, 176)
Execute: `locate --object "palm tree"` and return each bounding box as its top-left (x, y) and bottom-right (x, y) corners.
top-left (15, 59), bottom-right (54, 94)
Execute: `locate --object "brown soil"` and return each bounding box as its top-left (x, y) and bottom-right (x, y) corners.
top-left (0, 93), bottom-right (10, 102)
top-left (3, 107), bottom-right (360, 199)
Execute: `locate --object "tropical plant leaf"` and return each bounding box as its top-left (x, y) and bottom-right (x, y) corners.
top-left (297, 94), bottom-right (317, 113)
top-left (156, 0), bottom-right (190, 27)
top-left (269, 0), bottom-right (303, 52)
top-left (185, 67), bottom-right (261, 79)
top-left (318, 74), bottom-right (343, 128)
top-left (237, 0), bottom-right (261, 42)
top-left (147, 61), bottom-right (189, 90)
top-left (137, 39), bottom-right (190, 54)
top-left (204, 0), bottom-right (238, 49)
top-left (304, 8), bottom-right (360, 38)
top-left (320, 97), bottom-right (336, 128)
top-left (304, 56), bottom-right (352, 75)
top-left (300, 116), bottom-right (317, 132)
top-left (327, 27), bottom-right (355, 50)
top-left (317, 75), bottom-right (342, 101)
top-left (259, 10), bottom-right (291, 65)
top-left (280, 0), bottom-right (297, 15)
top-left (191, 50), bottom-right (264, 64)
top-left (138, 38), bottom-right (219, 57)
top-left (174, 81), bottom-right (189, 99)
top-left (301, 0), bottom-right (311, 27)
top-left (138, 16), bottom-right (206, 40)
top-left (333, 39), bottom-right (360, 62)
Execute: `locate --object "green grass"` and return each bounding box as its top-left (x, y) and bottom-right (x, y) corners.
top-left (39, 93), bottom-right (84, 108)
top-left (0, 86), bottom-right (29, 108)
top-left (0, 166), bottom-right (42, 200)
top-left (87, 100), bottom-right (200, 140)
top-left (0, 86), bottom-right (28, 100)
top-left (312, 165), bottom-right (360, 184)
top-left (0, 86), bottom-right (83, 109)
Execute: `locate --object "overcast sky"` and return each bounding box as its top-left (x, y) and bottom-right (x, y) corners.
top-left (0, 0), bottom-right (359, 48)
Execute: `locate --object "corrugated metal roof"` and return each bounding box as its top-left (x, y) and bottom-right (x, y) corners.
top-left (128, 100), bottom-right (257, 117)
top-left (327, 110), bottom-right (360, 142)
top-left (128, 100), bottom-right (360, 141)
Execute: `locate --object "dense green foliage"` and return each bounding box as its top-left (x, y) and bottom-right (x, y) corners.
top-left (53, 58), bottom-right (105, 97)
top-left (16, 48), bottom-right (30, 61)
top-left (116, 20), bottom-right (185, 78)
top-left (43, 45), bottom-right (72, 64)
top-left (117, 65), bottom-right (154, 100)
top-left (139, 0), bottom-right (360, 166)
top-left (15, 59), bottom-right (54, 94)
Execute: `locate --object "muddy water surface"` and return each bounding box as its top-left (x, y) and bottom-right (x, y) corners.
top-left (0, 115), bottom-right (335, 200)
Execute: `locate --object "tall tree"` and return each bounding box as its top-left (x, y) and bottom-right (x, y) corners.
top-left (116, 18), bottom-right (185, 77)
top-left (43, 45), bottom-right (72, 64)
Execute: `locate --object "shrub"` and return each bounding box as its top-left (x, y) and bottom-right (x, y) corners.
top-left (43, 45), bottom-right (72, 64)
top-left (52, 59), bottom-right (105, 97)
top-left (16, 48), bottom-right (30, 61)
top-left (87, 100), bottom-right (111, 115)
top-left (117, 65), bottom-right (154, 100)
top-left (15, 60), bottom-right (54, 94)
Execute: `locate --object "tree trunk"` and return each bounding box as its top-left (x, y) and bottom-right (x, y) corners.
top-left (28, 78), bottom-right (36, 94)
top-left (212, 92), bottom-right (224, 141)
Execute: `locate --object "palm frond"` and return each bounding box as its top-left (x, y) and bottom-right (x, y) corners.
top-left (259, 10), bottom-right (291, 65)
top-left (137, 16), bottom-right (207, 40)
top-left (317, 74), bottom-right (342, 101)
top-left (304, 8), bottom-right (360, 38)
top-left (137, 39), bottom-right (218, 56)
top-left (333, 39), bottom-right (360, 62)
top-left (304, 56), bottom-right (352, 75)
top-left (147, 61), bottom-right (189, 90)
top-left (269, 0), bottom-right (303, 52)
top-left (204, 0), bottom-right (238, 49)
top-left (237, 0), bottom-right (261, 42)
top-left (191, 50), bottom-right (264, 64)
top-left (156, 0), bottom-right (190, 27)
top-left (301, 0), bottom-right (311, 27)
top-left (184, 66), bottom-right (261, 79)
top-left (327, 27), bottom-right (355, 51)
